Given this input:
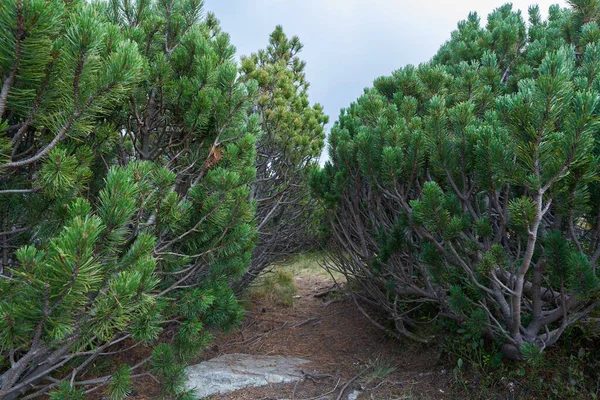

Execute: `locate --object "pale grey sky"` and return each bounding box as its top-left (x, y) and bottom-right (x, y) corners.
top-left (204, 1), bottom-right (569, 161)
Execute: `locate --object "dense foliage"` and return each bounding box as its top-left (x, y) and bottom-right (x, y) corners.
top-left (237, 26), bottom-right (328, 290)
top-left (0, 0), bottom-right (259, 398)
top-left (313, 0), bottom-right (600, 359)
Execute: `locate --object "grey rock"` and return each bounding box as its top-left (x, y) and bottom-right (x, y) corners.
top-left (347, 390), bottom-right (362, 400)
top-left (185, 353), bottom-right (310, 398)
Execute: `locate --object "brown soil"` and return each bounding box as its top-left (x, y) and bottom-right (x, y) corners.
top-left (198, 273), bottom-right (451, 400)
top-left (85, 272), bottom-right (451, 399)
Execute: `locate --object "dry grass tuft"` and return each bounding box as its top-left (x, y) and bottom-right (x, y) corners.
top-left (248, 268), bottom-right (298, 307)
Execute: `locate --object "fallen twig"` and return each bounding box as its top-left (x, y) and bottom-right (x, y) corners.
top-left (314, 284), bottom-right (339, 298)
top-left (336, 368), bottom-right (371, 400)
top-left (224, 321), bottom-right (290, 347)
top-left (320, 299), bottom-right (335, 308)
top-left (292, 379), bottom-right (301, 400)
top-left (301, 370), bottom-right (333, 382)
top-left (293, 317), bottom-right (319, 327)
top-left (298, 377), bottom-right (342, 400)
top-left (365, 379), bottom-right (404, 391)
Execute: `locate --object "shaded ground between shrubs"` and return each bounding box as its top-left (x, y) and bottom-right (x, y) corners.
top-left (74, 260), bottom-right (600, 400)
top-left (197, 273), bottom-right (450, 399)
top-left (87, 268), bottom-right (451, 400)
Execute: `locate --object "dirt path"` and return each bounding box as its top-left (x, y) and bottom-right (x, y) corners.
top-left (200, 273), bottom-right (450, 400)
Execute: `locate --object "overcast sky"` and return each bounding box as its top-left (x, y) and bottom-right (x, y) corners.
top-left (203, 1), bottom-right (569, 161)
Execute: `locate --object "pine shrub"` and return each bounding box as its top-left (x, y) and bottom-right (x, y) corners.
top-left (236, 26), bottom-right (329, 290)
top-left (312, 1), bottom-right (600, 359)
top-left (0, 0), bottom-right (258, 397)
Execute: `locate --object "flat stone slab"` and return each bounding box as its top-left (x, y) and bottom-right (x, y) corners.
top-left (185, 353), bottom-right (311, 398)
